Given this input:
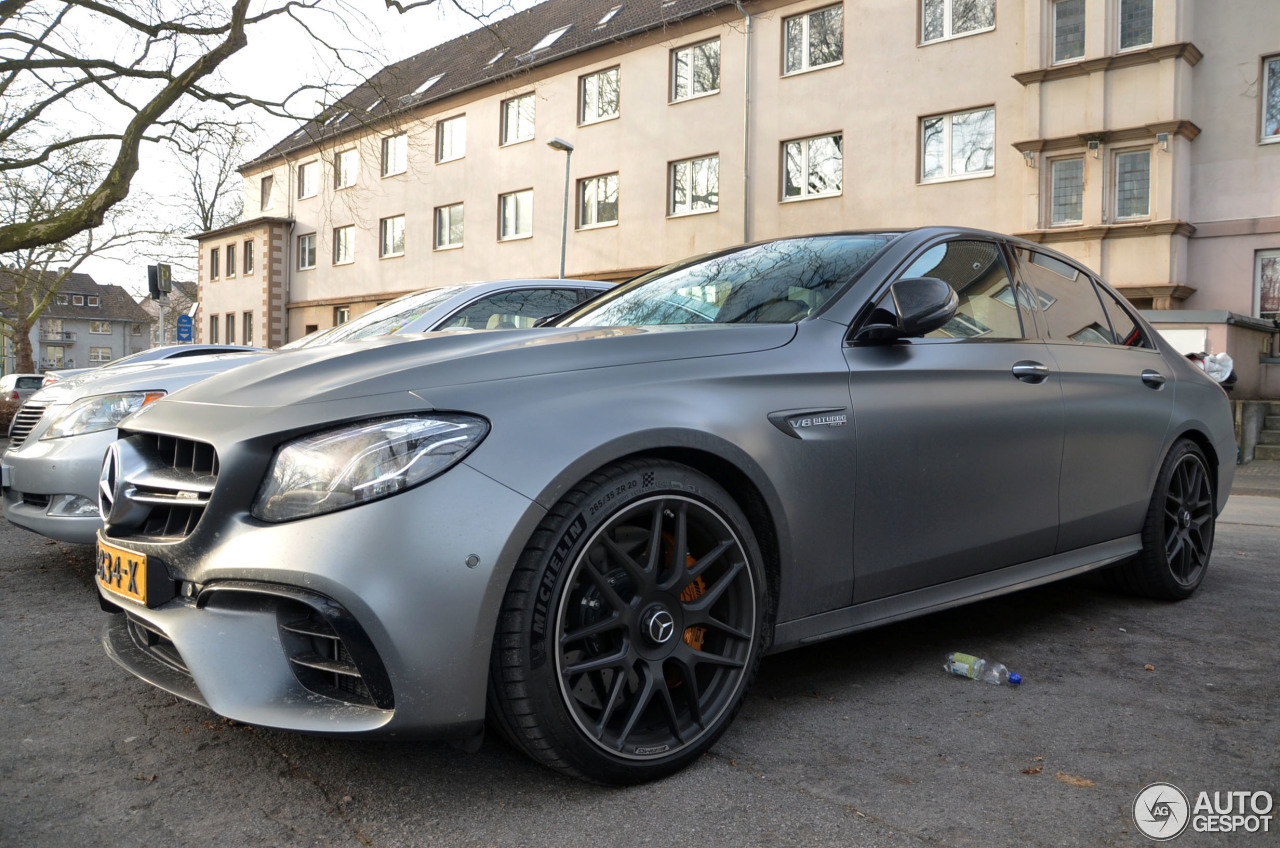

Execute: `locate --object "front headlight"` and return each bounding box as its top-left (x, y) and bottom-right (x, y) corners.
top-left (40, 391), bottom-right (166, 439)
top-left (252, 414), bottom-right (490, 523)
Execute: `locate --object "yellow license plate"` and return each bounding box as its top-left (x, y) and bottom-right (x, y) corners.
top-left (96, 537), bottom-right (148, 606)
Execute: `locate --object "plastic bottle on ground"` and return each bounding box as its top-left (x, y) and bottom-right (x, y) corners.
top-left (945, 652), bottom-right (1022, 685)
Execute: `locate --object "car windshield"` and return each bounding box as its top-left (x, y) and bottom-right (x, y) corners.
top-left (559, 235), bottom-right (896, 327)
top-left (284, 286), bottom-right (471, 349)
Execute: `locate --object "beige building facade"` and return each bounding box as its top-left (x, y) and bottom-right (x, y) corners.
top-left (196, 0), bottom-right (1280, 395)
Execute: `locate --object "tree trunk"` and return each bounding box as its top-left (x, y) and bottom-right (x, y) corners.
top-left (14, 318), bottom-right (34, 373)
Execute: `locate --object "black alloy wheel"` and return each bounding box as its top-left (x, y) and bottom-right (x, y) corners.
top-left (489, 461), bottom-right (767, 784)
top-left (1113, 439), bottom-right (1215, 600)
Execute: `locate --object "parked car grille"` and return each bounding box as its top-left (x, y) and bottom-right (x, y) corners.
top-left (109, 434), bottom-right (219, 541)
top-left (8, 402), bottom-right (48, 448)
top-left (277, 600), bottom-right (385, 708)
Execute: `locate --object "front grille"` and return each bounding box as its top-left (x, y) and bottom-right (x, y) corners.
top-left (277, 601), bottom-right (380, 708)
top-left (125, 613), bottom-right (189, 675)
top-left (21, 493), bottom-right (50, 509)
top-left (113, 434), bottom-right (219, 541)
top-left (8, 402), bottom-right (47, 448)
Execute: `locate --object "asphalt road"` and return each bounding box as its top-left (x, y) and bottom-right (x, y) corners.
top-left (1, 493), bottom-right (1276, 847)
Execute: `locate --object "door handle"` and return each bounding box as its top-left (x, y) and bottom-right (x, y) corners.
top-left (1141, 369), bottom-right (1166, 389)
top-left (1012, 361), bottom-right (1050, 384)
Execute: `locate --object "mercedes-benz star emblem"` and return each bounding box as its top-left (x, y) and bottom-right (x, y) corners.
top-left (643, 607), bottom-right (676, 645)
top-left (98, 444), bottom-right (120, 523)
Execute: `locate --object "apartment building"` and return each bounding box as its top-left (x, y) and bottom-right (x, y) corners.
top-left (196, 0), bottom-right (1280, 396)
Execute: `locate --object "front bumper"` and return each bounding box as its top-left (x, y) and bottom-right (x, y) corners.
top-left (2, 429), bottom-right (113, 544)
top-left (98, 461), bottom-right (545, 739)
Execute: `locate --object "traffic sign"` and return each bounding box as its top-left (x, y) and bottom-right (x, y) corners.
top-left (176, 313), bottom-right (193, 342)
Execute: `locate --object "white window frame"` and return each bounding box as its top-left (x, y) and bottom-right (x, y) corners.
top-left (578, 173), bottom-right (619, 229)
top-left (88, 320), bottom-right (111, 334)
top-left (334, 148), bottom-right (358, 189)
top-left (434, 203), bottom-right (464, 250)
top-left (1052, 0), bottom-right (1085, 64)
top-left (1263, 55), bottom-right (1280, 144)
top-left (579, 67), bottom-right (620, 124)
top-left (380, 215), bottom-right (406, 258)
top-left (381, 134), bottom-right (407, 176)
top-left (89, 347), bottom-right (112, 363)
top-left (1112, 147), bottom-right (1152, 221)
top-left (1255, 249), bottom-right (1280, 320)
top-left (72, 295), bottom-right (84, 306)
top-left (669, 155), bottom-right (719, 216)
top-left (919, 107), bottom-right (996, 183)
top-left (260, 175), bottom-right (274, 211)
top-left (782, 134), bottom-right (843, 200)
top-left (298, 233), bottom-right (317, 270)
top-left (209, 248), bottom-right (219, 280)
top-left (87, 295), bottom-right (99, 307)
top-left (1047, 156), bottom-right (1085, 226)
top-left (1117, 0), bottom-right (1153, 52)
top-left (436, 115), bottom-right (466, 163)
top-left (671, 39), bottom-right (720, 102)
top-left (499, 190), bottom-right (534, 241)
top-left (501, 93), bottom-right (536, 145)
top-left (297, 161), bottom-right (318, 199)
top-left (243, 312), bottom-right (253, 346)
top-left (332, 225), bottom-right (355, 265)
top-left (782, 4), bottom-right (844, 75)
top-left (225, 242), bottom-right (236, 278)
top-left (243, 239), bottom-right (254, 275)
top-left (920, 0), bottom-right (996, 45)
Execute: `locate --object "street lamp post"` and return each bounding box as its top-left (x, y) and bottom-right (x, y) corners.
top-left (547, 137), bottom-right (574, 279)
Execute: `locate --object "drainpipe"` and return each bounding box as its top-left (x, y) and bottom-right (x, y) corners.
top-left (736, 2), bottom-right (753, 246)
top-left (283, 151), bottom-right (296, 346)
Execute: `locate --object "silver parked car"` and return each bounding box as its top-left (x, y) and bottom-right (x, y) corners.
top-left (41, 344), bottom-right (267, 387)
top-left (91, 230), bottom-right (1233, 784)
top-left (1, 373), bottom-right (44, 403)
top-left (2, 279), bottom-right (608, 543)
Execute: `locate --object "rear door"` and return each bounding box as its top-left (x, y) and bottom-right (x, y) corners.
top-left (1010, 247), bottom-right (1174, 551)
top-left (844, 237), bottom-right (1064, 602)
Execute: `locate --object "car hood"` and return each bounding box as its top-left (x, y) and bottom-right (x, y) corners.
top-left (29, 352), bottom-right (275, 406)
top-left (165, 324), bottom-right (799, 409)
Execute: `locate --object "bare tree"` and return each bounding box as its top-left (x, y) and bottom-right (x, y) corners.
top-left (174, 121), bottom-right (252, 233)
top-left (0, 0), bottom-right (457, 255)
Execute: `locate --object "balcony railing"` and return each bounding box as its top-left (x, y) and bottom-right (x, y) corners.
top-left (40, 331), bottom-right (77, 342)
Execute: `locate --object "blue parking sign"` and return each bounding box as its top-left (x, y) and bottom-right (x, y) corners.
top-left (176, 313), bottom-right (193, 342)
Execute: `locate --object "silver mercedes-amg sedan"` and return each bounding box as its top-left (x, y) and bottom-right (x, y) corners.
top-left (93, 228), bottom-right (1234, 784)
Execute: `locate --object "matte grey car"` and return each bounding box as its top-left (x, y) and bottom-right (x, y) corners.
top-left (92, 229), bottom-right (1234, 785)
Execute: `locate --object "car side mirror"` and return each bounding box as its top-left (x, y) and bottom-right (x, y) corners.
top-left (854, 277), bottom-right (959, 342)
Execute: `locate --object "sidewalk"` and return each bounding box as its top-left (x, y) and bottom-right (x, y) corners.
top-left (1232, 459), bottom-right (1280, 498)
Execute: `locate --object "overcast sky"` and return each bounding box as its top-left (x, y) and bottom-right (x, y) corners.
top-left (84, 0), bottom-right (542, 298)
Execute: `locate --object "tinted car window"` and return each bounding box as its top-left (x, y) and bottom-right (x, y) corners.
top-left (441, 288), bottom-right (583, 329)
top-left (1014, 248), bottom-right (1114, 344)
top-left (16, 376), bottom-right (42, 390)
top-left (896, 239), bottom-right (1027, 339)
top-left (1093, 281), bottom-right (1151, 348)
top-left (563, 235), bottom-right (894, 327)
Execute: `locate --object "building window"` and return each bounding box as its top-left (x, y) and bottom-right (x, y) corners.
top-left (437, 115), bottom-right (466, 163)
top-left (260, 175), bottom-right (274, 211)
top-left (334, 148), bottom-right (358, 189)
top-left (529, 24), bottom-right (571, 53)
top-left (499, 190), bottom-right (534, 240)
top-left (298, 233), bottom-right (317, 269)
top-left (671, 39), bottom-right (720, 101)
top-left (89, 347), bottom-right (111, 363)
top-left (1118, 0), bottom-right (1153, 51)
top-left (1263, 55), bottom-right (1280, 143)
top-left (580, 67), bottom-right (620, 124)
top-left (1049, 157), bottom-right (1085, 225)
top-left (921, 0), bottom-right (995, 43)
top-left (297, 161), bottom-right (318, 198)
top-left (921, 107), bottom-right (995, 182)
top-left (334, 307), bottom-right (350, 325)
top-left (783, 4), bottom-right (843, 74)
top-left (670, 155), bottom-right (719, 215)
top-left (578, 174), bottom-right (619, 228)
top-left (1257, 250), bottom-right (1280, 320)
top-left (597, 5), bottom-right (622, 27)
top-left (86, 295), bottom-right (99, 307)
top-left (225, 313), bottom-right (235, 344)
top-left (131, 323), bottom-right (142, 335)
top-left (55, 294), bottom-right (68, 305)
top-left (783, 134), bottom-right (843, 199)
top-left (210, 247), bottom-right (220, 280)
top-left (1053, 0), bottom-right (1085, 64)
top-left (332, 225), bottom-right (355, 264)
top-left (243, 312), bottom-right (253, 346)
top-left (382, 134), bottom-right (407, 176)
top-left (380, 215), bottom-right (406, 257)
top-left (209, 315), bottom-right (219, 343)
top-left (1114, 149), bottom-right (1151, 220)
top-left (244, 239), bottom-right (254, 275)
top-left (225, 243), bottom-right (236, 277)
top-left (88, 320), bottom-right (111, 334)
top-left (45, 346), bottom-right (64, 367)
top-left (72, 295), bottom-right (84, 306)
top-left (501, 93), bottom-right (535, 145)
top-left (435, 203), bottom-right (464, 249)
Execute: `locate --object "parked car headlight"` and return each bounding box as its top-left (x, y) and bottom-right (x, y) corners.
top-left (252, 414), bottom-right (490, 522)
top-left (41, 391), bottom-right (166, 439)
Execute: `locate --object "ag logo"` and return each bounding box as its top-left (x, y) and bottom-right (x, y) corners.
top-left (1134, 782), bottom-right (1190, 841)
